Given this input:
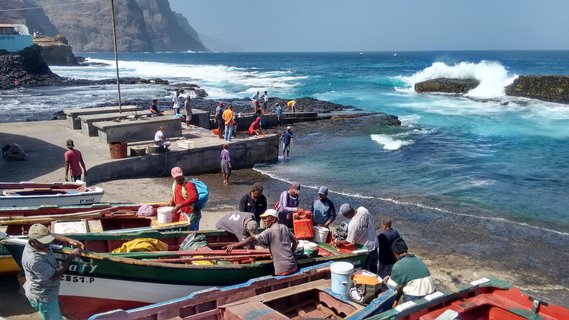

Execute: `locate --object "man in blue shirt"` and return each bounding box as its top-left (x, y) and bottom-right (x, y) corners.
top-left (281, 126), bottom-right (294, 159)
top-left (311, 186), bottom-right (336, 228)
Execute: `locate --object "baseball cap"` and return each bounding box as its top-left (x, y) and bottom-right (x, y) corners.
top-left (290, 182), bottom-right (301, 193)
top-left (251, 182), bottom-right (263, 192)
top-left (260, 209), bottom-right (278, 218)
top-left (66, 139), bottom-right (74, 147)
top-left (170, 167), bottom-right (183, 178)
top-left (339, 203), bottom-right (354, 216)
top-left (246, 220), bottom-right (259, 236)
top-left (219, 101), bottom-right (225, 106)
top-left (318, 186), bottom-right (328, 196)
top-left (287, 126), bottom-right (292, 130)
top-left (28, 224), bottom-right (55, 244)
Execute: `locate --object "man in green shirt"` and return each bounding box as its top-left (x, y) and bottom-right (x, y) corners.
top-left (385, 237), bottom-right (436, 306)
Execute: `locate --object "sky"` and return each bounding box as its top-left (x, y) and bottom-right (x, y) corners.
top-left (170, 0), bottom-right (569, 52)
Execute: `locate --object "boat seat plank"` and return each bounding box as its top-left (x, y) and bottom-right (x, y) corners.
top-left (223, 301), bottom-right (289, 320)
top-left (221, 279), bottom-right (332, 308)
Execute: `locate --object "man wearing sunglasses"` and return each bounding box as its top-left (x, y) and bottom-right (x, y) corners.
top-left (226, 209), bottom-right (298, 276)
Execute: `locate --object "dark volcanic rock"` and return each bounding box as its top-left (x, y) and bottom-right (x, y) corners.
top-left (505, 75), bottom-right (569, 104)
top-left (415, 78), bottom-right (480, 94)
top-left (0, 45), bottom-right (60, 89)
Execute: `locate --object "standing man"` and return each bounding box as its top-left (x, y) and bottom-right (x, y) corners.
top-left (226, 209), bottom-right (298, 276)
top-left (64, 139), bottom-right (87, 182)
top-left (239, 182), bottom-right (268, 223)
top-left (310, 186), bottom-right (336, 228)
top-left (222, 104), bottom-right (235, 141)
top-left (274, 102), bottom-right (283, 126)
top-left (220, 144), bottom-right (232, 185)
top-left (215, 211), bottom-right (259, 241)
top-left (277, 182), bottom-right (301, 228)
top-left (251, 91), bottom-right (260, 113)
top-left (184, 93), bottom-right (192, 127)
top-left (261, 90), bottom-right (269, 114)
top-left (281, 126), bottom-right (294, 159)
top-left (22, 224), bottom-right (84, 320)
top-left (168, 167), bottom-right (200, 230)
top-left (214, 102), bottom-right (225, 139)
top-left (171, 90), bottom-right (184, 115)
top-left (377, 219), bottom-right (401, 278)
top-left (334, 204), bottom-right (379, 273)
top-left (386, 237), bottom-right (436, 306)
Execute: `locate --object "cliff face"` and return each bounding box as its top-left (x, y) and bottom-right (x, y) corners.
top-left (0, 0), bottom-right (207, 53)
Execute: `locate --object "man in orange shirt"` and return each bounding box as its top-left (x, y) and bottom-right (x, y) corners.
top-left (168, 167), bottom-right (199, 230)
top-left (222, 104), bottom-right (235, 141)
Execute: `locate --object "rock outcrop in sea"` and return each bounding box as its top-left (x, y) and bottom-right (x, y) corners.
top-left (0, 0), bottom-right (207, 52)
top-left (415, 78), bottom-right (480, 94)
top-left (505, 75), bottom-right (569, 104)
top-left (33, 34), bottom-right (78, 66)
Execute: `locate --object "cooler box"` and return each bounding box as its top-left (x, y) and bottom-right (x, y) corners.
top-left (293, 218), bottom-right (314, 240)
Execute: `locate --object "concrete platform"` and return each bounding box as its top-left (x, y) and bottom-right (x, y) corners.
top-left (80, 111), bottom-right (153, 137)
top-left (65, 105), bottom-right (141, 130)
top-left (0, 120), bottom-right (278, 185)
top-left (93, 116), bottom-right (182, 144)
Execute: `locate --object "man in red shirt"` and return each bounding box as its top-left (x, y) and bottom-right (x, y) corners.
top-left (168, 167), bottom-right (199, 230)
top-left (64, 139), bottom-right (87, 182)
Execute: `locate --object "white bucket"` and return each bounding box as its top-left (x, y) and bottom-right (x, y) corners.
top-left (303, 241), bottom-right (318, 256)
top-left (157, 207), bottom-right (173, 224)
top-left (330, 262), bottom-right (354, 295)
top-left (312, 226), bottom-right (329, 243)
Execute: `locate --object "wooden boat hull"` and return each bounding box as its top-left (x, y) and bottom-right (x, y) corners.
top-left (0, 186), bottom-right (104, 207)
top-left (367, 278), bottom-right (569, 320)
top-left (87, 263), bottom-right (396, 320)
top-left (1, 231), bottom-right (370, 319)
top-left (0, 203), bottom-right (140, 218)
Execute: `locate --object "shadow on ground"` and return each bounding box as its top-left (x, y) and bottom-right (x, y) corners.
top-left (0, 133), bottom-right (66, 181)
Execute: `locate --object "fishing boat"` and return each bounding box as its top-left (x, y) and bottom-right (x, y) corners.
top-left (1, 230), bottom-right (370, 319)
top-left (0, 181), bottom-right (104, 207)
top-left (0, 202), bottom-right (140, 218)
top-left (88, 262), bottom-right (396, 320)
top-left (366, 278), bottom-right (569, 320)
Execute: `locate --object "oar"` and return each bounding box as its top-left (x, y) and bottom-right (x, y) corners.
top-left (145, 254), bottom-right (272, 263)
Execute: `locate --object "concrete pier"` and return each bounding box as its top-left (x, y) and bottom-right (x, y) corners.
top-left (0, 120), bottom-right (278, 185)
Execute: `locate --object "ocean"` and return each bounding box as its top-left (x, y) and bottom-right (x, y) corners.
top-left (2, 51), bottom-right (568, 235)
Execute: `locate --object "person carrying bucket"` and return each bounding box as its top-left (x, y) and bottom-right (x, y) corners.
top-left (168, 167), bottom-right (199, 230)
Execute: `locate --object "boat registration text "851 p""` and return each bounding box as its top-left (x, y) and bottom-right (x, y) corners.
top-left (60, 275), bottom-right (95, 284)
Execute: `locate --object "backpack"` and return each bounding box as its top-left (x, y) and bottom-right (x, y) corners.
top-left (191, 178), bottom-right (209, 210)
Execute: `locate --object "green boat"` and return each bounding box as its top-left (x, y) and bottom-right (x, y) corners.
top-left (2, 229), bottom-right (370, 320)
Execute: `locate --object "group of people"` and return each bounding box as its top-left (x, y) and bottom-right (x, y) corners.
top-left (149, 91), bottom-right (193, 127)
top-left (218, 180), bottom-right (436, 306)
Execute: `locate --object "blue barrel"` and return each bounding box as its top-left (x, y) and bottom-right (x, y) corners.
top-left (330, 262), bottom-right (354, 295)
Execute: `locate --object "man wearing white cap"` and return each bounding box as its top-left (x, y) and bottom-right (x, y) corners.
top-left (21, 224), bottom-right (83, 319)
top-left (226, 209), bottom-right (298, 276)
top-left (215, 211), bottom-right (259, 241)
top-left (281, 126), bottom-right (294, 159)
top-left (276, 181), bottom-right (301, 228)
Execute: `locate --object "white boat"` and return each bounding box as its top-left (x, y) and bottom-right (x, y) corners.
top-left (0, 182), bottom-right (104, 207)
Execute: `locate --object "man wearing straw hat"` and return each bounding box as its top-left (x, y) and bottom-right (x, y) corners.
top-left (21, 224), bottom-right (84, 319)
top-left (226, 209), bottom-right (298, 275)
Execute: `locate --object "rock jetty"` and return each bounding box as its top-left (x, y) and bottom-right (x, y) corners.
top-left (505, 75), bottom-right (569, 104)
top-left (415, 78), bottom-right (480, 94)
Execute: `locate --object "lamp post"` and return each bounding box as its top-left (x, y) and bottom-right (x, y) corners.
top-left (110, 0), bottom-right (122, 112)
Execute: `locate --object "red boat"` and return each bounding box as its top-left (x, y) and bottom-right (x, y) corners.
top-left (367, 278), bottom-right (568, 320)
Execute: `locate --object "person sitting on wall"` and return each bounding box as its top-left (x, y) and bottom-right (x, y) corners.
top-left (154, 126), bottom-right (171, 151)
top-left (149, 98), bottom-right (163, 116)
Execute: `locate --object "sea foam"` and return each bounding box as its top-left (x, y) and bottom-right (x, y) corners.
top-left (370, 134), bottom-right (414, 151)
top-left (400, 61), bottom-right (518, 99)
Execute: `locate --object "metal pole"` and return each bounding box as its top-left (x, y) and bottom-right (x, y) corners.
top-left (110, 0), bottom-right (122, 112)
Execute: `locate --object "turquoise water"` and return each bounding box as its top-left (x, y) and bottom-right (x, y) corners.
top-left (3, 51), bottom-right (569, 232)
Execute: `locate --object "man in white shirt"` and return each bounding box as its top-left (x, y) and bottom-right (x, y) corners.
top-left (334, 204), bottom-right (379, 273)
top-left (154, 126), bottom-right (171, 150)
